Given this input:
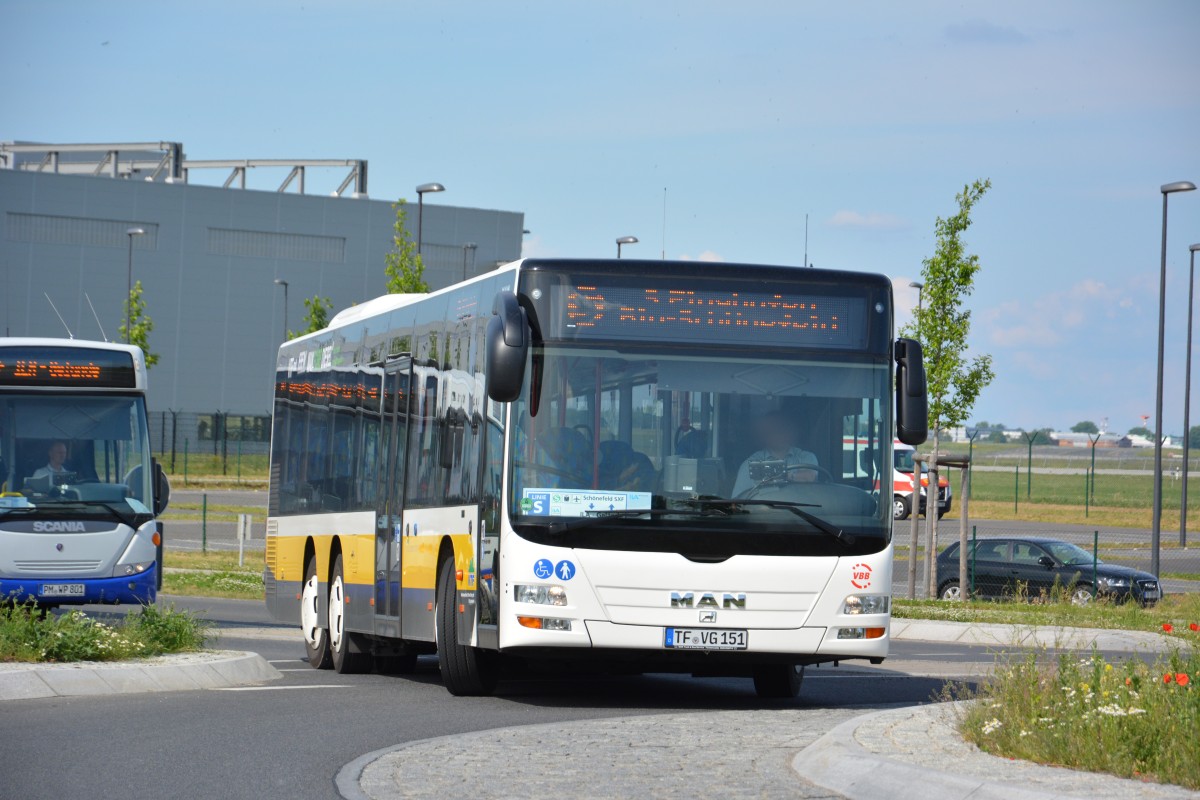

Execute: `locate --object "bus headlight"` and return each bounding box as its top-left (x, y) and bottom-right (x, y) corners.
top-left (843, 594), bottom-right (889, 615)
top-left (121, 561), bottom-right (152, 576)
top-left (514, 584), bottom-right (568, 606)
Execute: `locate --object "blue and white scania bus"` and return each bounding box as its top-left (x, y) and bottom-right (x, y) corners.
top-left (0, 339), bottom-right (170, 607)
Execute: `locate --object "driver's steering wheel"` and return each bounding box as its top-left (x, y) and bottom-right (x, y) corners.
top-left (739, 463), bottom-right (834, 499)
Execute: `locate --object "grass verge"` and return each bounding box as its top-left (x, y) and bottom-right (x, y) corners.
top-left (162, 548), bottom-right (265, 600)
top-left (959, 634), bottom-right (1199, 789)
top-left (896, 592), bottom-right (1200, 635)
top-left (0, 603), bottom-right (210, 663)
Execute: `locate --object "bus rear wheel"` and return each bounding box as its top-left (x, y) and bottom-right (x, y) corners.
top-left (329, 554), bottom-right (373, 674)
top-left (753, 664), bottom-right (804, 699)
top-left (301, 556), bottom-right (332, 669)
top-left (892, 496), bottom-right (910, 520)
top-left (436, 557), bottom-right (499, 696)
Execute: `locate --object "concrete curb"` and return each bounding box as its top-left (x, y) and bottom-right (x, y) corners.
top-left (891, 618), bottom-right (1173, 652)
top-left (0, 650), bottom-right (281, 701)
top-left (792, 702), bottom-right (1197, 800)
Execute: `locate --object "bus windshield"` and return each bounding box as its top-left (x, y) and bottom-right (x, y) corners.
top-left (508, 344), bottom-right (891, 556)
top-left (0, 393), bottom-right (154, 521)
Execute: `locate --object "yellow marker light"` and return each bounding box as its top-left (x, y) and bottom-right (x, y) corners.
top-left (517, 616), bottom-right (544, 629)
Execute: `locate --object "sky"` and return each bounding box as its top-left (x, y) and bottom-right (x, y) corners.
top-left (4, 0), bottom-right (1200, 434)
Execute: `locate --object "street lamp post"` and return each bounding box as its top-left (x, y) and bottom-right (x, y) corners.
top-left (274, 279), bottom-right (289, 340)
top-left (124, 227), bottom-right (146, 343)
top-left (1153, 180), bottom-right (1196, 578)
top-left (616, 236), bottom-right (638, 258)
top-left (1182, 242), bottom-right (1200, 548)
top-left (909, 281), bottom-right (924, 316)
top-left (415, 182), bottom-right (445, 255)
top-left (461, 242), bottom-right (477, 282)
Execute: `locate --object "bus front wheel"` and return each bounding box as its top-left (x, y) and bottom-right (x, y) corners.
top-left (436, 557), bottom-right (499, 696)
top-left (753, 663), bottom-right (804, 699)
top-left (301, 556), bottom-right (332, 670)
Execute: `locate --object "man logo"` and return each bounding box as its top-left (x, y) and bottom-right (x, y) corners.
top-left (32, 521), bottom-right (87, 533)
top-left (669, 591), bottom-right (746, 609)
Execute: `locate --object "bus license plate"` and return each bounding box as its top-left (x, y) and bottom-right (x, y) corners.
top-left (664, 628), bottom-right (747, 650)
top-left (41, 583), bottom-right (85, 597)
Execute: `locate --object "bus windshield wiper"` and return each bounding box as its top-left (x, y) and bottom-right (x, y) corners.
top-left (517, 507), bottom-right (730, 535)
top-left (683, 498), bottom-right (856, 547)
top-left (4, 500), bottom-right (140, 527)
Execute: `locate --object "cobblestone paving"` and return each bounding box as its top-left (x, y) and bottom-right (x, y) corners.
top-left (358, 708), bottom-right (861, 799)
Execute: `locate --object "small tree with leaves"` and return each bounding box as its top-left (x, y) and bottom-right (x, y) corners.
top-left (384, 199), bottom-right (430, 294)
top-left (901, 179), bottom-right (995, 453)
top-left (1071, 420), bottom-right (1099, 434)
top-left (296, 296), bottom-right (333, 336)
top-left (118, 280), bottom-right (159, 368)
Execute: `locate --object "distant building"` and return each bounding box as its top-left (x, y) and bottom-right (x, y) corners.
top-left (1, 140), bottom-right (525, 453)
top-left (1049, 432), bottom-right (1131, 448)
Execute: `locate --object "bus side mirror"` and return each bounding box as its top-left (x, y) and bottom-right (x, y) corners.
top-left (486, 291), bottom-right (528, 402)
top-left (895, 337), bottom-right (928, 445)
top-left (152, 458), bottom-right (171, 515)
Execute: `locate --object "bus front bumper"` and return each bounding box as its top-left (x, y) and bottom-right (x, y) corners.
top-left (0, 566), bottom-right (157, 606)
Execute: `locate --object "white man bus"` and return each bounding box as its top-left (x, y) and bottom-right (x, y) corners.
top-left (265, 258), bottom-right (927, 697)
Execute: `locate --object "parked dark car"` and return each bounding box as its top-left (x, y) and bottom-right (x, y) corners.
top-left (936, 536), bottom-right (1161, 606)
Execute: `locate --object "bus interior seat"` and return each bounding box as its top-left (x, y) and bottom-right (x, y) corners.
top-left (598, 440), bottom-right (656, 491)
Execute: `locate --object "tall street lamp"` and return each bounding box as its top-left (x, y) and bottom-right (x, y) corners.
top-left (909, 280), bottom-right (924, 316)
top-left (416, 182), bottom-right (445, 255)
top-left (616, 235), bottom-right (638, 258)
top-left (461, 242), bottom-right (477, 282)
top-left (1182, 242), bottom-right (1200, 548)
top-left (1153, 180), bottom-right (1196, 578)
top-left (274, 279), bottom-right (289, 340)
top-left (125, 227), bottom-right (146, 343)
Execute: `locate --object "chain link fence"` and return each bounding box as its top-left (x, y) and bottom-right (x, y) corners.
top-left (149, 410), bottom-right (270, 480)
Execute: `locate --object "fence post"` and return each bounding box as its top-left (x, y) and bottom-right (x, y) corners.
top-left (1092, 530), bottom-right (1098, 596)
top-left (971, 525), bottom-right (977, 597)
top-left (1014, 464), bottom-right (1019, 514)
top-left (908, 455), bottom-right (922, 600)
top-left (169, 410), bottom-right (178, 473)
top-left (237, 513), bottom-right (249, 567)
top-left (957, 464), bottom-right (969, 601)
top-left (1085, 470), bottom-right (1090, 518)
top-left (237, 439), bottom-right (242, 485)
top-left (184, 438), bottom-right (189, 485)
top-left (202, 493), bottom-right (208, 554)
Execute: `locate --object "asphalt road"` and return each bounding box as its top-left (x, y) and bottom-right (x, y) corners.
top-left (2, 594), bottom-right (1015, 800)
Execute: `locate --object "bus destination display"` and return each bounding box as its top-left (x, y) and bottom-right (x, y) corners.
top-left (552, 284), bottom-right (868, 349)
top-left (0, 346), bottom-right (137, 388)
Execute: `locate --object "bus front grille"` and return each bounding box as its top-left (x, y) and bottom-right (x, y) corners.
top-left (14, 560), bottom-right (103, 573)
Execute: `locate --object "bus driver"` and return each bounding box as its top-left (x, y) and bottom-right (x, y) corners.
top-left (732, 411), bottom-right (818, 496)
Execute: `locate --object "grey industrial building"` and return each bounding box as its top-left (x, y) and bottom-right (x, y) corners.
top-left (1, 141), bottom-right (525, 459)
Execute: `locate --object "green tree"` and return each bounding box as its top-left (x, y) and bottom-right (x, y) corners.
top-left (384, 199), bottom-right (429, 294)
top-left (986, 430), bottom-right (1007, 443)
top-left (297, 296), bottom-right (332, 335)
top-left (1070, 420), bottom-right (1099, 434)
top-left (1189, 425), bottom-right (1200, 449)
top-left (1128, 426), bottom-right (1153, 438)
top-left (118, 280), bottom-right (159, 368)
top-left (901, 179), bottom-right (995, 452)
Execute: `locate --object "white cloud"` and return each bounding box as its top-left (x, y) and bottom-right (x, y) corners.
top-left (520, 233), bottom-right (553, 259)
top-left (982, 279), bottom-right (1134, 348)
top-left (678, 251), bottom-right (723, 262)
top-left (826, 210), bottom-right (906, 230)
top-left (944, 19), bottom-right (1030, 46)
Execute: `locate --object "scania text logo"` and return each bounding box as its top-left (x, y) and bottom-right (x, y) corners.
top-left (670, 591), bottom-right (746, 609)
top-left (33, 521), bottom-right (87, 533)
